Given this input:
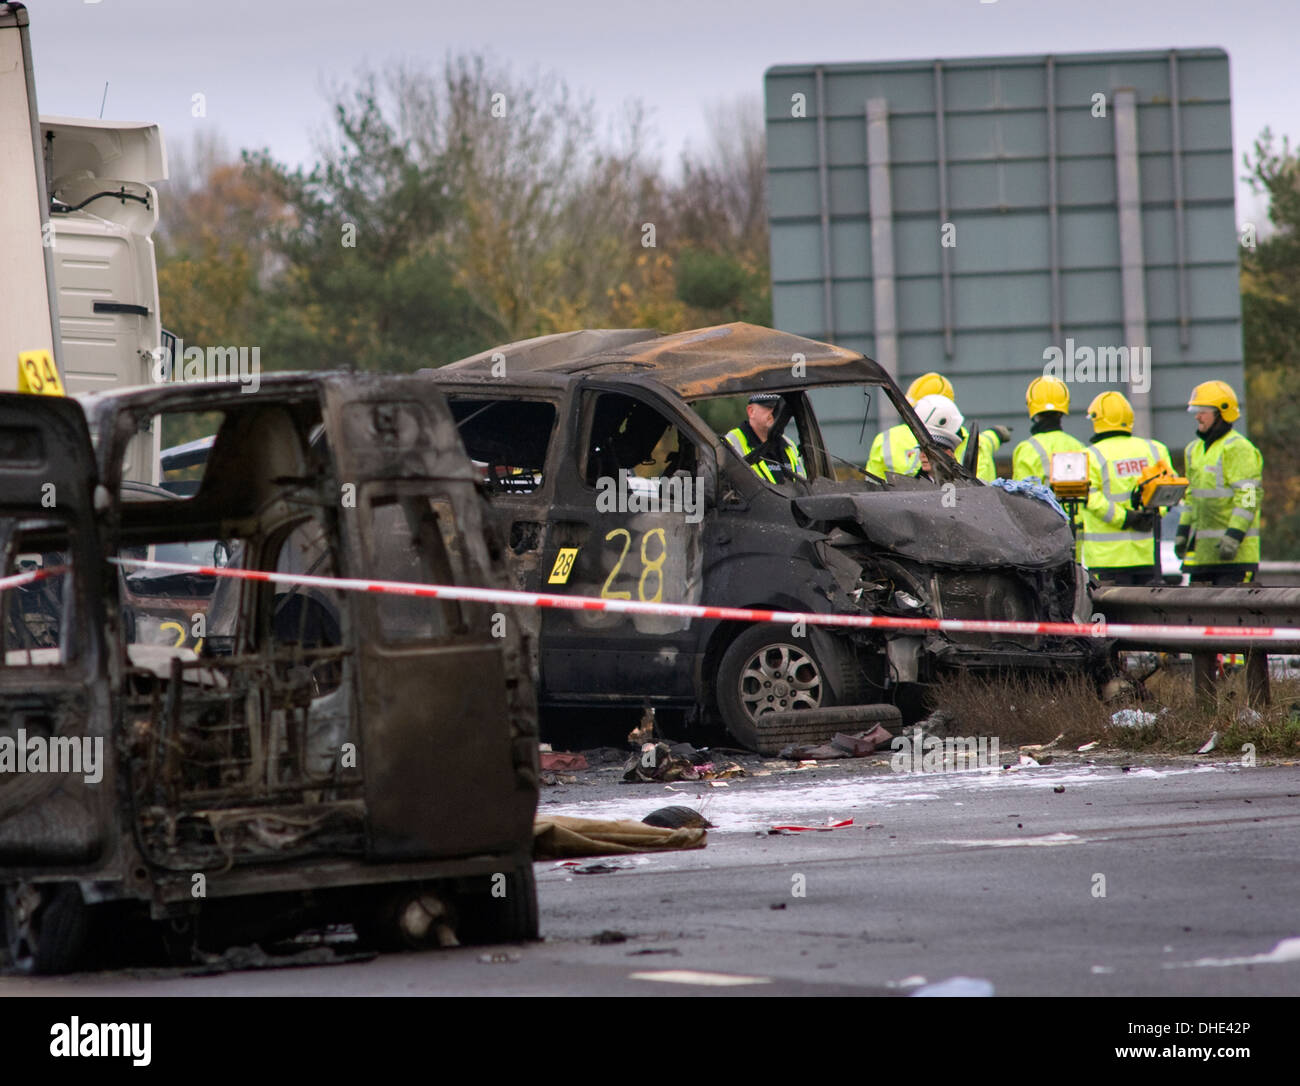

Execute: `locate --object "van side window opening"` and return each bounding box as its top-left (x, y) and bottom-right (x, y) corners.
top-left (366, 497), bottom-right (463, 642)
top-left (583, 392), bottom-right (699, 487)
top-left (0, 522), bottom-right (76, 668)
top-left (450, 399), bottom-right (556, 495)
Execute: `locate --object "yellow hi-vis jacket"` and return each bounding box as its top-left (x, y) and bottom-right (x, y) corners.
top-left (724, 426), bottom-right (806, 484)
top-left (1080, 433), bottom-right (1172, 569)
top-left (866, 424), bottom-right (999, 481)
top-left (1179, 429), bottom-right (1263, 566)
top-left (1011, 428), bottom-right (1085, 482)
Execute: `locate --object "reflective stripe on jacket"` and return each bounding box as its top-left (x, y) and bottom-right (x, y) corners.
top-left (866, 423), bottom-right (920, 479)
top-left (1178, 429), bottom-right (1263, 566)
top-left (1011, 429), bottom-right (1085, 482)
top-left (867, 422), bottom-right (998, 482)
top-left (1080, 434), bottom-right (1171, 569)
top-left (724, 426), bottom-right (806, 484)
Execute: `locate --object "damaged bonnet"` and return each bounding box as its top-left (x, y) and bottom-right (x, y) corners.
top-left (794, 486), bottom-right (1075, 567)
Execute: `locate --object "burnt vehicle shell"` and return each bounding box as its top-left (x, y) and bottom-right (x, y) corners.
top-left (424, 322), bottom-right (1108, 749)
top-left (0, 375), bottom-right (538, 973)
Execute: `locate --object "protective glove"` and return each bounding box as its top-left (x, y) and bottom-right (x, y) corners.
top-left (991, 425), bottom-right (1013, 443)
top-left (1122, 509), bottom-right (1156, 533)
top-left (1173, 526), bottom-right (1189, 560)
top-left (1219, 532), bottom-right (1242, 561)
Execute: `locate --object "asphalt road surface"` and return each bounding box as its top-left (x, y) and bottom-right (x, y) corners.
top-left (3, 753), bottom-right (1297, 997)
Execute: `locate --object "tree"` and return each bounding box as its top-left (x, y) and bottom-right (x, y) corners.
top-left (1241, 130), bottom-right (1300, 557)
top-left (244, 74), bottom-right (495, 371)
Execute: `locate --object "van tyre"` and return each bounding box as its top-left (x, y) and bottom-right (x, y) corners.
top-left (717, 625), bottom-right (861, 751)
top-left (455, 861), bottom-right (539, 945)
top-left (3, 882), bottom-right (91, 976)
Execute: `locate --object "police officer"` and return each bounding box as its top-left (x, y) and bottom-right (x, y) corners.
top-left (1176, 381), bottom-right (1262, 585)
top-left (724, 392), bottom-right (806, 484)
top-left (1012, 376), bottom-right (1084, 481)
top-left (1079, 391), bottom-right (1172, 585)
top-left (866, 372), bottom-right (1004, 482)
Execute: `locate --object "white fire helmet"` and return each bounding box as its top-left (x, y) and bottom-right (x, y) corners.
top-left (913, 393), bottom-right (964, 451)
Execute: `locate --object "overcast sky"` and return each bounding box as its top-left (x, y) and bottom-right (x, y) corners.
top-left (29, 0), bottom-right (1298, 223)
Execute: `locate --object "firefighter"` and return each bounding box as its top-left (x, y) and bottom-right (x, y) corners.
top-left (1012, 376), bottom-right (1084, 481)
top-left (1176, 381), bottom-right (1262, 585)
top-left (912, 393), bottom-right (964, 481)
top-left (724, 392), bottom-right (806, 484)
top-left (866, 372), bottom-right (1004, 482)
top-left (1078, 391), bottom-right (1172, 585)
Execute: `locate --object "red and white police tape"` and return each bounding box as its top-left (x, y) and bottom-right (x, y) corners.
top-left (106, 556), bottom-right (1300, 644)
top-left (0, 566), bottom-right (61, 593)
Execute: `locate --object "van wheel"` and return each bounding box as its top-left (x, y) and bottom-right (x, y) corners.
top-left (2, 883), bottom-right (91, 975)
top-left (356, 884), bottom-right (460, 952)
top-left (716, 626), bottom-right (856, 751)
top-left (455, 861), bottom-right (539, 945)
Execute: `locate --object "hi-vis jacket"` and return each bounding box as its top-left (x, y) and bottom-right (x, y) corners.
top-left (1080, 433), bottom-right (1172, 569)
top-left (866, 423), bottom-right (999, 482)
top-left (1011, 428), bottom-right (1085, 482)
top-left (724, 426), bottom-right (806, 484)
top-left (1179, 429), bottom-right (1263, 566)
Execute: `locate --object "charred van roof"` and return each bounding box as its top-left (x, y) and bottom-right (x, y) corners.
top-left (434, 322), bottom-right (889, 400)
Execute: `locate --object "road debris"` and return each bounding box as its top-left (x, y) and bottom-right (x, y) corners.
top-left (769, 817), bottom-right (854, 834)
top-left (591, 930), bottom-right (629, 943)
top-left (1197, 731), bottom-right (1220, 755)
top-left (622, 742), bottom-right (746, 783)
top-left (1110, 709), bottom-right (1159, 728)
top-left (1077, 741), bottom-right (1100, 752)
top-left (540, 751), bottom-right (589, 772)
top-left (777, 723), bottom-right (893, 761)
top-left (642, 806), bottom-right (713, 829)
top-left (534, 814), bottom-right (707, 859)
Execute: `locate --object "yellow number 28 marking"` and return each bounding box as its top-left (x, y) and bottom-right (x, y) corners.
top-left (548, 547), bottom-right (579, 584)
top-left (599, 530), bottom-right (633, 599)
top-left (600, 527), bottom-right (669, 602)
top-left (17, 349), bottom-right (65, 397)
top-left (638, 528), bottom-right (666, 603)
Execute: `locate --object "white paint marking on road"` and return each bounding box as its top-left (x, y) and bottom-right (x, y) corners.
top-left (542, 764), bottom-right (1221, 834)
top-left (911, 976), bottom-right (995, 997)
top-left (941, 832), bottom-right (1082, 848)
top-left (1165, 936), bottom-right (1300, 970)
top-left (629, 969), bottom-right (772, 987)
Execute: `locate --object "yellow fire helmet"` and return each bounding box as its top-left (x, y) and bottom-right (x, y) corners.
top-left (1187, 380), bottom-right (1240, 423)
top-left (1087, 390), bottom-right (1135, 433)
top-left (1026, 375), bottom-right (1070, 417)
top-left (906, 372), bottom-right (955, 406)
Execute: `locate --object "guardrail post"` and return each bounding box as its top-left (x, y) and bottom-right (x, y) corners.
top-left (1192, 652), bottom-right (1217, 711)
top-left (1245, 650), bottom-right (1270, 708)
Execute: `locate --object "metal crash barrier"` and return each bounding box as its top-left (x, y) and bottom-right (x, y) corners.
top-left (1093, 584), bottom-right (1300, 708)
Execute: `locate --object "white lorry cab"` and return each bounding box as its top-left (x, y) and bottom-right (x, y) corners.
top-left (1, 2), bottom-right (168, 483)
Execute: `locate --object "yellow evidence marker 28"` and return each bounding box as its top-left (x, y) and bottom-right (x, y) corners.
top-left (17, 350), bottom-right (65, 396)
top-left (548, 547), bottom-right (579, 584)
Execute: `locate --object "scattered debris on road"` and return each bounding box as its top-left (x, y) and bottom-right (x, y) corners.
top-left (534, 814), bottom-right (707, 859)
top-left (642, 806), bottom-right (714, 829)
top-left (540, 751), bottom-right (590, 772)
top-left (622, 742), bottom-right (746, 783)
top-left (769, 818), bottom-right (854, 834)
